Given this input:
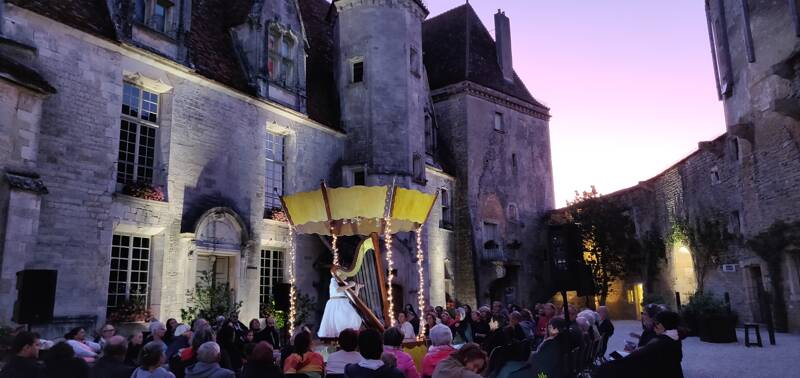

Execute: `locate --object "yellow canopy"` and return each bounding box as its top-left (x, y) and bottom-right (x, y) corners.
top-left (281, 185), bottom-right (438, 236)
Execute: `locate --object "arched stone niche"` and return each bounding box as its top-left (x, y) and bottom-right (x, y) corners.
top-left (194, 207), bottom-right (249, 254)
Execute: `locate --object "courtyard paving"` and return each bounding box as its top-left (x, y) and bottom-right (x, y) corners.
top-left (606, 320), bottom-right (800, 377)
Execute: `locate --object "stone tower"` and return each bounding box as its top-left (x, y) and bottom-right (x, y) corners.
top-left (333, 0), bottom-right (430, 187)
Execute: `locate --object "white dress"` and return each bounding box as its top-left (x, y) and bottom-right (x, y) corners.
top-left (317, 277), bottom-right (363, 338)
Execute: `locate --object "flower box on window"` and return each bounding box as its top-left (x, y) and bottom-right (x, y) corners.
top-left (484, 240), bottom-right (499, 250)
top-left (122, 181), bottom-right (165, 202)
top-left (265, 207), bottom-right (288, 222)
top-left (506, 240), bottom-right (522, 250)
top-left (106, 297), bottom-right (152, 323)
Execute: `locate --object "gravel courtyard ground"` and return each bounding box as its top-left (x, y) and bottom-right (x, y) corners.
top-left (605, 320), bottom-right (800, 377)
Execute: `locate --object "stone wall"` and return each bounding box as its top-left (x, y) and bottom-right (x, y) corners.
top-left (433, 82), bottom-right (555, 308)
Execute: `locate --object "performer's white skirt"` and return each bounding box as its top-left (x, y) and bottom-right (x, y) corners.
top-left (317, 297), bottom-right (363, 338)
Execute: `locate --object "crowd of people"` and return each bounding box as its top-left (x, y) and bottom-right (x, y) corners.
top-left (0, 300), bottom-right (684, 378)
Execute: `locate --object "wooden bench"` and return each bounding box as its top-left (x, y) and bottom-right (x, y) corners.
top-left (744, 323), bottom-right (762, 347)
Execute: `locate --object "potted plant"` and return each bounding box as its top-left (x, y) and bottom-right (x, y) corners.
top-left (682, 292), bottom-right (737, 342)
top-left (107, 294), bottom-right (152, 323)
top-left (122, 181), bottom-right (165, 201)
top-left (264, 207), bottom-right (289, 222)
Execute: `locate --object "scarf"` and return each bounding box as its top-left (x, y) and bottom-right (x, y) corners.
top-left (664, 330), bottom-right (679, 341)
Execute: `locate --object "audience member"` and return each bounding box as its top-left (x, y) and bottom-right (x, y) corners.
top-left (164, 318), bottom-right (178, 347)
top-left (97, 324), bottom-right (117, 349)
top-left (89, 335), bottom-right (134, 378)
top-left (343, 328), bottom-right (403, 378)
top-left (383, 327), bottom-right (420, 378)
top-left (241, 341), bottom-right (284, 378)
top-left (405, 304), bottom-right (420, 335)
top-left (126, 331), bottom-right (145, 366)
top-left (185, 342), bottom-right (235, 378)
top-left (0, 331), bottom-right (43, 378)
top-left (64, 327), bottom-right (101, 363)
top-left (131, 341), bottom-right (174, 378)
top-left (326, 328), bottom-right (363, 375)
top-left (166, 324), bottom-right (192, 359)
top-left (255, 317), bottom-right (281, 349)
top-left (43, 342), bottom-right (89, 378)
top-left (282, 330), bottom-right (324, 376)
top-left (596, 311), bottom-right (684, 378)
top-left (397, 312), bottom-right (416, 342)
top-left (422, 325), bottom-right (456, 377)
top-left (145, 321), bottom-right (168, 355)
top-left (431, 343), bottom-right (486, 378)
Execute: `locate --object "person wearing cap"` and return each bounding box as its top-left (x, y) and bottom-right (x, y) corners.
top-left (166, 324), bottom-right (192, 359)
top-left (595, 310), bottom-right (684, 378)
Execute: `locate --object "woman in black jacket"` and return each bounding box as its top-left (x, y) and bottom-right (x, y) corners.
top-left (43, 342), bottom-right (89, 378)
top-left (507, 317), bottom-right (569, 378)
top-left (596, 311), bottom-right (684, 378)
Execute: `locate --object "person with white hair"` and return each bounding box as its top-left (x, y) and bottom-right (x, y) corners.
top-left (131, 341), bottom-right (175, 378)
top-left (422, 324), bottom-right (455, 377)
top-left (578, 309), bottom-right (602, 342)
top-left (184, 341), bottom-right (235, 378)
top-left (144, 320), bottom-right (168, 355)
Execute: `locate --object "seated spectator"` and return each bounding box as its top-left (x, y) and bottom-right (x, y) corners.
top-left (43, 342), bottom-right (89, 378)
top-left (470, 311), bottom-right (489, 346)
top-left (96, 324), bottom-right (117, 350)
top-left (431, 343), bottom-right (486, 378)
top-left (578, 309), bottom-right (602, 342)
top-left (423, 313), bottom-right (438, 339)
top-left (507, 317), bottom-right (569, 378)
top-left (508, 312), bottom-right (527, 342)
top-left (383, 327), bottom-right (420, 378)
top-left (249, 319), bottom-right (262, 335)
top-left (595, 311), bottom-right (684, 378)
top-left (343, 328), bottom-right (403, 378)
top-left (518, 310), bottom-right (535, 340)
top-left (398, 312), bottom-right (417, 342)
top-left (144, 321), bottom-right (169, 356)
top-left (326, 328), bottom-right (363, 375)
top-left (282, 330), bottom-right (324, 377)
top-left (170, 328), bottom-right (215, 378)
top-left (439, 312), bottom-right (455, 328)
top-left (241, 341), bottom-right (283, 378)
top-left (64, 327), bottom-right (100, 363)
top-left (132, 341), bottom-right (175, 378)
top-left (166, 324), bottom-right (192, 360)
top-left (164, 318), bottom-right (178, 347)
top-left (535, 304), bottom-right (556, 338)
top-left (126, 331), bottom-right (145, 366)
top-left (0, 331), bottom-right (43, 378)
top-left (422, 325), bottom-right (456, 377)
top-left (628, 304), bottom-right (664, 350)
top-left (185, 341), bottom-right (235, 378)
top-left (255, 317), bottom-right (281, 350)
top-left (89, 335), bottom-right (134, 378)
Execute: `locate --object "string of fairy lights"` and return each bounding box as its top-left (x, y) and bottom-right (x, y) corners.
top-left (383, 216), bottom-right (396, 327)
top-left (331, 229), bottom-right (339, 266)
top-left (415, 224), bottom-right (426, 340)
top-left (287, 225), bottom-right (297, 328)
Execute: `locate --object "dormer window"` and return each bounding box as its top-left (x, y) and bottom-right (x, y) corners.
top-left (267, 24), bottom-right (297, 87)
top-left (147, 0), bottom-right (175, 35)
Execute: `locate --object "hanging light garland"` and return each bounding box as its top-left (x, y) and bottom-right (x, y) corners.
top-left (384, 217), bottom-right (396, 327)
top-left (331, 227), bottom-right (339, 266)
top-left (288, 225), bottom-right (297, 329)
top-left (415, 224), bottom-right (426, 341)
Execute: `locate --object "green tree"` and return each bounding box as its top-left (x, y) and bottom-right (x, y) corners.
top-left (567, 186), bottom-right (642, 305)
top-left (180, 271), bottom-right (243, 323)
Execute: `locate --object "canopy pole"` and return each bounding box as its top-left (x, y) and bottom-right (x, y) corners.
top-left (320, 181), bottom-right (339, 265)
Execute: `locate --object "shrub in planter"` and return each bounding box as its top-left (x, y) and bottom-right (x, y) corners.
top-left (682, 292), bottom-right (737, 343)
top-left (122, 181), bottom-right (165, 201)
top-left (107, 295), bottom-right (152, 323)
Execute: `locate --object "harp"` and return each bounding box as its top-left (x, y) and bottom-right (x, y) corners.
top-left (332, 233), bottom-right (391, 331)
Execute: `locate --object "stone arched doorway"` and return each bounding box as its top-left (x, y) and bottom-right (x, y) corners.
top-left (190, 207), bottom-right (249, 300)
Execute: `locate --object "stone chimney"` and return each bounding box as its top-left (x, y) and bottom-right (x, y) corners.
top-left (494, 9), bottom-right (513, 82)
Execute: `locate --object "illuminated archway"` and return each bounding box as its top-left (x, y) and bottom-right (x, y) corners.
top-left (672, 244), bottom-right (698, 301)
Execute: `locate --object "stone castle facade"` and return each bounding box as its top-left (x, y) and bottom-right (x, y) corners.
top-left (0, 0), bottom-right (554, 336)
top-left (552, 0), bottom-right (800, 332)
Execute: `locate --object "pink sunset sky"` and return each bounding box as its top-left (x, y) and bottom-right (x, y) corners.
top-left (425, 0), bottom-right (727, 207)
